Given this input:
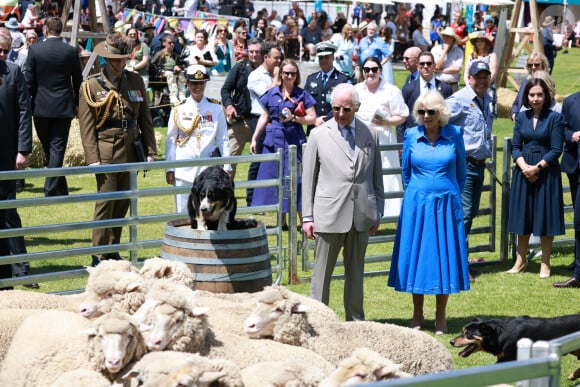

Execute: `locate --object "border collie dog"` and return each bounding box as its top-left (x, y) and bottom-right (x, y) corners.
top-left (187, 166), bottom-right (257, 231)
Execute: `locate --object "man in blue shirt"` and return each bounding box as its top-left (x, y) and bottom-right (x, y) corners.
top-left (301, 19), bottom-right (322, 61)
top-left (356, 22), bottom-right (390, 66)
top-left (447, 61), bottom-right (493, 282)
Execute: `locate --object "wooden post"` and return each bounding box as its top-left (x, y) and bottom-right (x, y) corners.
top-left (497, 0), bottom-right (544, 90)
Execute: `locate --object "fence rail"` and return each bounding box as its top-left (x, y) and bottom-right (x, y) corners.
top-left (0, 151), bottom-right (286, 289)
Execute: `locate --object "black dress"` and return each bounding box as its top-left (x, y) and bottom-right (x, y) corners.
top-left (507, 109), bottom-right (565, 236)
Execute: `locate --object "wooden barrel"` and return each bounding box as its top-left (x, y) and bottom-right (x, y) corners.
top-left (160, 219), bottom-right (272, 293)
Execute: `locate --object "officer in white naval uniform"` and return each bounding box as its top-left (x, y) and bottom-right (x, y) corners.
top-left (165, 64), bottom-right (231, 213)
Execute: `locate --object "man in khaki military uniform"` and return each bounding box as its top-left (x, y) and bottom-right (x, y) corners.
top-left (78, 32), bottom-right (157, 266)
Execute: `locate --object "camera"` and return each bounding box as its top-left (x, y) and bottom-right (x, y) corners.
top-left (176, 47), bottom-right (190, 68)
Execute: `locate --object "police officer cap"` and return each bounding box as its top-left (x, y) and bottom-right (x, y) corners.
top-left (185, 65), bottom-right (210, 82)
top-left (315, 41), bottom-right (337, 57)
top-left (469, 61), bottom-right (491, 77)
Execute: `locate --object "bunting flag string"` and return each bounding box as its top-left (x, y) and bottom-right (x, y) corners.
top-left (119, 9), bottom-right (247, 40)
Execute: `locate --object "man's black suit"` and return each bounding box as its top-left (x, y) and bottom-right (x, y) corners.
top-left (304, 68), bottom-right (351, 135)
top-left (25, 37), bottom-right (82, 196)
top-left (396, 78), bottom-right (452, 143)
top-left (561, 92), bottom-right (580, 276)
top-left (0, 60), bottom-right (32, 287)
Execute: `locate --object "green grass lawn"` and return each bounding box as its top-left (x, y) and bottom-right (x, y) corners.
top-left (9, 47), bottom-right (580, 385)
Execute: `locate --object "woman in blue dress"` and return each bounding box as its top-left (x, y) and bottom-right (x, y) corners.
top-left (388, 91), bottom-right (470, 335)
top-left (250, 59), bottom-right (317, 229)
top-left (506, 78), bottom-right (565, 278)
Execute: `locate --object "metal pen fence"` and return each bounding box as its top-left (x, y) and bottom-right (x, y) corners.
top-left (364, 332), bottom-right (580, 387)
top-left (0, 151), bottom-right (286, 289)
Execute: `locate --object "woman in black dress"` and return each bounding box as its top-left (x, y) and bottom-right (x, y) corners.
top-left (507, 78), bottom-right (565, 278)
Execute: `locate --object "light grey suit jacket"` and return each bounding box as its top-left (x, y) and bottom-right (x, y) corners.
top-left (302, 117), bottom-right (384, 233)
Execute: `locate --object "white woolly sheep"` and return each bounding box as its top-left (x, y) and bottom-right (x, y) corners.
top-left (0, 309), bottom-right (42, 364)
top-left (0, 310), bottom-right (147, 386)
top-left (319, 348), bottom-right (411, 386)
top-left (49, 369), bottom-right (111, 387)
top-left (0, 289), bottom-right (86, 312)
top-left (132, 279), bottom-right (209, 352)
top-left (241, 359), bottom-right (327, 387)
top-left (139, 257), bottom-right (195, 289)
top-left (130, 281), bottom-right (334, 374)
top-left (0, 269), bottom-right (146, 319)
top-left (243, 287), bottom-right (454, 375)
top-left (202, 327), bottom-right (335, 374)
top-left (193, 286), bottom-right (340, 337)
top-left (122, 351), bottom-right (243, 387)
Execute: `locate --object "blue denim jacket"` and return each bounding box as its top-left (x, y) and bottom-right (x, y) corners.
top-left (447, 86), bottom-right (493, 160)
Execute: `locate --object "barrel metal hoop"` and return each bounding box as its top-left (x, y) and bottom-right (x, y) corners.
top-left (161, 252), bottom-right (270, 265)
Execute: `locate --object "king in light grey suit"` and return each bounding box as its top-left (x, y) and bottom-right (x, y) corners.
top-left (302, 83), bottom-right (384, 321)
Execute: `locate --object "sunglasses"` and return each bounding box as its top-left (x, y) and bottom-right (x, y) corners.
top-left (332, 105), bottom-right (354, 112)
top-left (418, 109), bottom-right (437, 116)
top-left (362, 67), bottom-right (380, 73)
top-left (418, 61), bottom-right (433, 67)
top-left (0, 49), bottom-right (9, 54)
top-left (282, 71), bottom-right (297, 77)
top-left (527, 62), bottom-right (542, 68)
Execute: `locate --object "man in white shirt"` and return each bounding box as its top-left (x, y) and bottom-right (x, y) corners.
top-left (431, 27), bottom-right (464, 92)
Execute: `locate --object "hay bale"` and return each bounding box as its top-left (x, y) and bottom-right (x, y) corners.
top-left (29, 119), bottom-right (163, 168)
top-left (497, 87), bottom-right (517, 119)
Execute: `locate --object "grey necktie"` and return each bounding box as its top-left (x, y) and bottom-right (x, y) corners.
top-left (344, 126), bottom-right (355, 157)
top-left (322, 73), bottom-right (328, 88)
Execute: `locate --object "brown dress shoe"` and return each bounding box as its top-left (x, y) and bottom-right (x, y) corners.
top-left (553, 277), bottom-right (580, 288)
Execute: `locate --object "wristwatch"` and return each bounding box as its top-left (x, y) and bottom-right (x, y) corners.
top-left (291, 115), bottom-right (296, 123)
top-left (537, 163), bottom-right (543, 170)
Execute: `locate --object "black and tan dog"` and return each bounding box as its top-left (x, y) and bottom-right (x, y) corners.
top-left (187, 166), bottom-right (257, 231)
top-left (451, 315), bottom-right (580, 379)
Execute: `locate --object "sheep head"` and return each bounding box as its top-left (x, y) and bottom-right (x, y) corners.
top-left (140, 301), bottom-right (209, 352)
top-left (319, 348), bottom-right (410, 386)
top-left (82, 311), bottom-right (146, 376)
top-left (160, 362), bottom-right (227, 387)
top-left (244, 287), bottom-right (311, 345)
top-left (140, 257), bottom-right (195, 289)
top-left (132, 279), bottom-right (208, 352)
top-left (79, 271), bottom-right (146, 318)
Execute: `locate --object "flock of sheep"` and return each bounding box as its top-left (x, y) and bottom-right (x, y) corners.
top-left (0, 258), bottom-right (454, 386)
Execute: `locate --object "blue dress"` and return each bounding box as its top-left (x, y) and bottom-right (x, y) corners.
top-left (507, 109), bottom-right (565, 236)
top-left (213, 43), bottom-right (231, 73)
top-left (251, 86), bottom-right (316, 212)
top-left (388, 124), bottom-right (470, 294)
